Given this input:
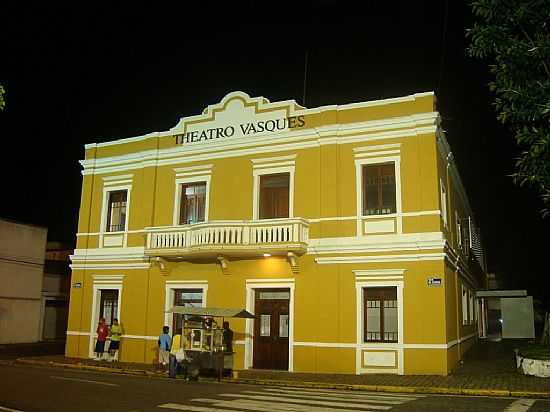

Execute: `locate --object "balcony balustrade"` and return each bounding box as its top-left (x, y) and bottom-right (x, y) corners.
top-left (144, 218), bottom-right (309, 259)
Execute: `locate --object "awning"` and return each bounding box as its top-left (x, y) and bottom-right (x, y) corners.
top-left (476, 289), bottom-right (528, 298)
top-left (167, 306), bottom-right (255, 318)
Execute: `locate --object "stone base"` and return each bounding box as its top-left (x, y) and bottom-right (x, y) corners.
top-left (517, 353), bottom-right (550, 377)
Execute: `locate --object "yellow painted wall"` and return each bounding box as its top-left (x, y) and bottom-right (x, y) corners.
top-left (294, 347), bottom-right (355, 374)
top-left (404, 348), bottom-right (448, 375)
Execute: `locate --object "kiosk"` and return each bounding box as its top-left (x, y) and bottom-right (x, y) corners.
top-left (166, 306), bottom-right (254, 380)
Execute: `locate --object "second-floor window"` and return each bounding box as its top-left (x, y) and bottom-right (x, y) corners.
top-left (179, 182), bottom-right (206, 224)
top-left (362, 163), bottom-right (396, 216)
top-left (106, 190), bottom-right (127, 232)
top-left (259, 173), bottom-right (289, 219)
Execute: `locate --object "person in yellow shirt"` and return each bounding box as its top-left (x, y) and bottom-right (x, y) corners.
top-left (108, 318), bottom-right (122, 362)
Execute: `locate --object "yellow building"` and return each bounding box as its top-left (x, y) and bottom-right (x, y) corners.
top-left (67, 91), bottom-right (486, 375)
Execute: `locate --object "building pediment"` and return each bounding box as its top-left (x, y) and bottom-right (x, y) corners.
top-left (168, 91), bottom-right (306, 145)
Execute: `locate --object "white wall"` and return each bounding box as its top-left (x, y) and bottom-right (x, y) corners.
top-left (501, 296), bottom-right (535, 339)
top-left (0, 219), bottom-right (47, 343)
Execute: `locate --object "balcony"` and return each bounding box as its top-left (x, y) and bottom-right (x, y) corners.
top-left (144, 218), bottom-right (309, 260)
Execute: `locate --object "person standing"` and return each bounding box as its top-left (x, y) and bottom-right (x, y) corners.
top-left (95, 317), bottom-right (109, 360)
top-left (108, 318), bottom-right (122, 362)
top-left (158, 326), bottom-right (171, 367)
top-left (222, 321), bottom-right (233, 353)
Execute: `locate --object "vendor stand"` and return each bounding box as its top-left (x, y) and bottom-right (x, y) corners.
top-left (166, 306), bottom-right (254, 380)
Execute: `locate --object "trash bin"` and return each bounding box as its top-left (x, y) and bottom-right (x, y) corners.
top-left (168, 354), bottom-right (177, 378)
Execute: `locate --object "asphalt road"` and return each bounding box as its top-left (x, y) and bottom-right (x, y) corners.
top-left (0, 363), bottom-right (548, 412)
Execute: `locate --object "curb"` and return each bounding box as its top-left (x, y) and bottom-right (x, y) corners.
top-left (222, 377), bottom-right (550, 399)
top-left (14, 358), bottom-right (164, 378)
top-left (12, 359), bottom-right (550, 399)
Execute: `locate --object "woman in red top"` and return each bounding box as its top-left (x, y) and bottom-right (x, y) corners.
top-left (95, 317), bottom-right (109, 360)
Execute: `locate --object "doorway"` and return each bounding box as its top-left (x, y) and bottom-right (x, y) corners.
top-left (253, 288), bottom-right (290, 370)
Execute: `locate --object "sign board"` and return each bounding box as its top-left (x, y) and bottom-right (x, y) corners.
top-left (427, 277), bottom-right (442, 287)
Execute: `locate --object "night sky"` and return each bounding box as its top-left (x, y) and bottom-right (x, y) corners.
top-left (2, 2), bottom-right (549, 303)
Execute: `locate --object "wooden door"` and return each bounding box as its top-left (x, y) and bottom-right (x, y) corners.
top-left (253, 289), bottom-right (290, 370)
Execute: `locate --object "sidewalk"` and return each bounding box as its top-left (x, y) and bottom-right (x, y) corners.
top-left (0, 340), bottom-right (65, 360)
top-left (9, 340), bottom-right (550, 399)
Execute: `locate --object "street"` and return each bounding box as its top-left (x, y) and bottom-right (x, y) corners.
top-left (0, 363), bottom-right (548, 412)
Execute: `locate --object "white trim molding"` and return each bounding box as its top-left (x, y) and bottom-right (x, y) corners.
top-left (308, 232), bottom-right (445, 255)
top-left (293, 341), bottom-right (456, 350)
top-left (316, 253), bottom-right (446, 265)
top-left (70, 247), bottom-right (149, 270)
top-left (70, 262), bottom-right (150, 270)
top-left (251, 154), bottom-right (297, 165)
top-left (245, 278), bottom-right (295, 372)
top-left (354, 269), bottom-right (405, 281)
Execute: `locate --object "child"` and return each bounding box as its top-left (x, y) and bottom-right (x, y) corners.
top-left (108, 318), bottom-right (122, 361)
top-left (158, 326), bottom-right (171, 367)
top-left (95, 317), bottom-right (109, 360)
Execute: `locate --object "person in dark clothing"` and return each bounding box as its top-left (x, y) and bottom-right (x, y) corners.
top-left (222, 321), bottom-right (233, 353)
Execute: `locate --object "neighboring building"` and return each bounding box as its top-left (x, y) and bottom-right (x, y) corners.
top-left (477, 273), bottom-right (535, 340)
top-left (0, 219), bottom-right (47, 344)
top-left (67, 91), bottom-right (486, 375)
top-left (40, 242), bottom-right (71, 340)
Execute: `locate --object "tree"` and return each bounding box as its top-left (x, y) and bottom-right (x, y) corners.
top-left (0, 84), bottom-right (4, 111)
top-left (468, 0), bottom-right (550, 215)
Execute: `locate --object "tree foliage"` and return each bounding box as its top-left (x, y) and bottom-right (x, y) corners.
top-left (468, 0), bottom-right (550, 215)
top-left (0, 84), bottom-right (4, 111)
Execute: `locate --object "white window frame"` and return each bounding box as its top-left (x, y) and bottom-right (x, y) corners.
top-left (173, 176), bottom-right (211, 226)
top-left (455, 210), bottom-right (462, 250)
top-left (355, 156), bottom-right (402, 235)
top-left (164, 281), bottom-right (208, 331)
top-left (355, 276), bottom-right (404, 375)
top-left (468, 289), bottom-right (475, 325)
top-left (99, 185), bottom-right (132, 247)
top-left (253, 166), bottom-right (295, 220)
top-left (440, 179), bottom-right (448, 228)
top-left (461, 283), bottom-right (469, 326)
top-left (89, 275), bottom-right (123, 358)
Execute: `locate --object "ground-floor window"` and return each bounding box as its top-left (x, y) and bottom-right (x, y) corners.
top-left (364, 286), bottom-right (398, 343)
top-left (173, 289), bottom-right (203, 333)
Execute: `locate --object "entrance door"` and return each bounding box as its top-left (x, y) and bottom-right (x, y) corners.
top-left (253, 288), bottom-right (290, 370)
top-left (99, 289), bottom-right (119, 326)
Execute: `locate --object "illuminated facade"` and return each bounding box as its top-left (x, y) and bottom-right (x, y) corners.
top-left (67, 91), bottom-right (486, 375)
